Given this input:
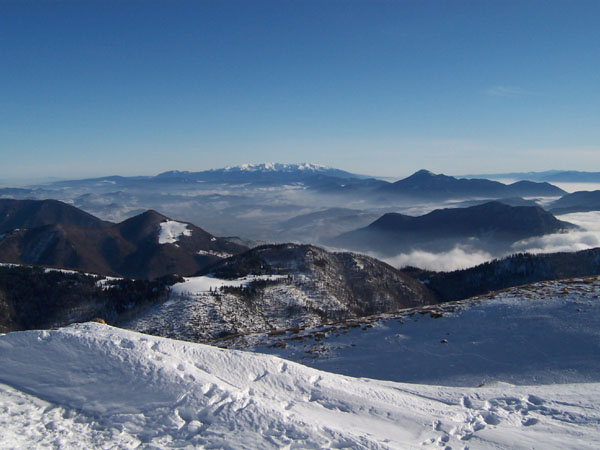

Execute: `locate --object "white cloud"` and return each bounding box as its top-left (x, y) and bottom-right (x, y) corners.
top-left (511, 211), bottom-right (600, 254)
top-left (377, 211), bottom-right (600, 272)
top-left (552, 183), bottom-right (600, 194)
top-left (381, 246), bottom-right (493, 272)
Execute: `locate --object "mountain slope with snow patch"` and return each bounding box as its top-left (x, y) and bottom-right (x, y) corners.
top-left (225, 276), bottom-right (600, 387)
top-left (123, 244), bottom-right (435, 342)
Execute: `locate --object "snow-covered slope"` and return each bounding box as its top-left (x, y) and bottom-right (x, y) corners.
top-left (1, 322), bottom-right (599, 449)
top-left (158, 220), bottom-right (192, 244)
top-left (225, 276), bottom-right (600, 387)
top-left (122, 244), bottom-right (435, 342)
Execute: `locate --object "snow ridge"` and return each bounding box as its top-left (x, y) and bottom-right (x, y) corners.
top-left (1, 322), bottom-right (599, 449)
top-left (222, 162), bottom-right (329, 173)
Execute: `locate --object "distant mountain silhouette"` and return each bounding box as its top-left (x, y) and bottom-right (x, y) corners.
top-left (44, 163), bottom-right (386, 196)
top-left (378, 170), bottom-right (565, 199)
top-left (549, 190), bottom-right (600, 215)
top-left (454, 197), bottom-right (540, 208)
top-left (0, 200), bottom-right (247, 279)
top-left (463, 170), bottom-right (600, 183)
top-left (330, 201), bottom-right (576, 255)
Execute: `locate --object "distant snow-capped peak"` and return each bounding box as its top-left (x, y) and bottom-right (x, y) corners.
top-left (221, 163), bottom-right (330, 173)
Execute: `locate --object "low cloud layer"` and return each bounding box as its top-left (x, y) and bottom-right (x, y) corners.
top-left (381, 246), bottom-right (493, 272)
top-left (377, 211), bottom-right (600, 272)
top-left (511, 211), bottom-right (600, 254)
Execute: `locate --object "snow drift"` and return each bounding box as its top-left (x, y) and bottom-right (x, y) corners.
top-left (1, 319), bottom-right (599, 449)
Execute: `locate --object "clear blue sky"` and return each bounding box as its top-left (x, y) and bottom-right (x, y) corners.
top-left (1, 0), bottom-right (599, 180)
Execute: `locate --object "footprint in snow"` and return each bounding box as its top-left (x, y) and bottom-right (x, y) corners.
top-left (522, 417), bottom-right (539, 426)
top-left (461, 396), bottom-right (473, 408)
top-left (526, 394), bottom-right (545, 406)
top-left (118, 339), bottom-right (135, 349)
top-left (201, 383), bottom-right (216, 396)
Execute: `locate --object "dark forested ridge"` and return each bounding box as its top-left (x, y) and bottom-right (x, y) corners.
top-left (403, 248), bottom-right (600, 302)
top-left (0, 264), bottom-right (180, 333)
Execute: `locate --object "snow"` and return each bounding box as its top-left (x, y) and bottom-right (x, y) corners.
top-left (124, 274), bottom-right (345, 342)
top-left (222, 162), bottom-right (330, 173)
top-left (230, 277), bottom-right (600, 387)
top-left (95, 276), bottom-right (122, 289)
top-left (170, 274), bottom-right (287, 295)
top-left (1, 322), bottom-right (599, 449)
top-left (158, 220), bottom-right (192, 244)
top-left (196, 249), bottom-right (233, 258)
top-left (43, 267), bottom-right (87, 275)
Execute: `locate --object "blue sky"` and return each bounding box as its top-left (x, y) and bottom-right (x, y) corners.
top-left (1, 0), bottom-right (599, 180)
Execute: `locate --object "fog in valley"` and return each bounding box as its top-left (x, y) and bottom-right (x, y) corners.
top-left (4, 170), bottom-right (600, 273)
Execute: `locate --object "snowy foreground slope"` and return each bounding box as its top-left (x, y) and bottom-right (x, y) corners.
top-left (1, 321), bottom-right (600, 449)
top-left (226, 277), bottom-right (600, 387)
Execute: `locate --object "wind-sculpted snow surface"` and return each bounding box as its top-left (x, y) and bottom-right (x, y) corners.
top-left (1, 323), bottom-right (599, 449)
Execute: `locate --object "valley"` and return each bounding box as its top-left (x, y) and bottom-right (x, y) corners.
top-left (1, 164), bottom-right (600, 449)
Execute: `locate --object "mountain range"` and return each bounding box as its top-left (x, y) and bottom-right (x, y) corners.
top-left (224, 276), bottom-right (600, 387)
top-left (378, 169), bottom-right (565, 199)
top-left (1, 163), bottom-right (600, 449)
top-left (1, 164), bottom-right (581, 245)
top-left (31, 165), bottom-right (565, 200)
top-left (463, 170), bottom-right (600, 183)
top-left (0, 199), bottom-right (247, 279)
top-left (330, 201), bottom-right (575, 255)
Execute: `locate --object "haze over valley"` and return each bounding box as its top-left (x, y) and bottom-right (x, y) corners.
top-left (3, 164), bottom-right (600, 272)
top-left (2, 1), bottom-right (599, 448)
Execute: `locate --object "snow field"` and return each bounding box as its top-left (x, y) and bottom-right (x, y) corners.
top-left (233, 277), bottom-right (600, 387)
top-left (158, 220), bottom-right (192, 244)
top-left (170, 274), bottom-right (287, 296)
top-left (1, 322), bottom-right (599, 449)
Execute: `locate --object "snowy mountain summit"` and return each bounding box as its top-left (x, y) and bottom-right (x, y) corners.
top-left (222, 162), bottom-right (330, 173)
top-left (215, 162), bottom-right (364, 179)
top-left (153, 163), bottom-right (365, 184)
